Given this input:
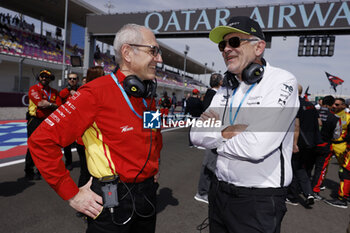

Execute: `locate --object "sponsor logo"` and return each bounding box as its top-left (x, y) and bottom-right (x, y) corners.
top-left (120, 125), bottom-right (134, 133)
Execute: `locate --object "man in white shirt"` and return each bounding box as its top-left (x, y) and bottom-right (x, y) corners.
top-left (190, 16), bottom-right (299, 233)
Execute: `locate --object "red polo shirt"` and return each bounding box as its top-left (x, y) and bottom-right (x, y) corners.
top-left (28, 83), bottom-right (61, 119)
top-left (28, 70), bottom-right (163, 200)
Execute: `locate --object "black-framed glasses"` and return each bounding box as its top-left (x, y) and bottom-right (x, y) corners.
top-left (128, 44), bottom-right (162, 56)
top-left (218, 37), bottom-right (259, 52)
top-left (68, 78), bottom-right (77, 81)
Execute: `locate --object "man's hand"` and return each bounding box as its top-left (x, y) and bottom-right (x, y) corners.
top-left (37, 100), bottom-right (51, 108)
top-left (221, 124), bottom-right (248, 139)
top-left (68, 178), bottom-right (103, 219)
top-left (293, 144), bottom-right (299, 153)
top-left (154, 171), bottom-right (160, 183)
top-left (70, 90), bottom-right (76, 96)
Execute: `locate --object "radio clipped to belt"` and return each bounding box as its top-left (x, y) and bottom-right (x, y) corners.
top-left (100, 175), bottom-right (119, 209)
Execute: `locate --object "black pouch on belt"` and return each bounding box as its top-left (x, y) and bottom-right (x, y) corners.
top-left (100, 175), bottom-right (119, 208)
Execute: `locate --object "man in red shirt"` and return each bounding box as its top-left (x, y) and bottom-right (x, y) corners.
top-left (28, 24), bottom-right (163, 233)
top-left (59, 72), bottom-right (80, 170)
top-left (25, 69), bottom-right (61, 180)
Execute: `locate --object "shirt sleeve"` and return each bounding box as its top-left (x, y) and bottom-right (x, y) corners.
top-left (28, 85), bottom-right (98, 200)
top-left (217, 76), bottom-right (299, 161)
top-left (59, 88), bottom-right (70, 101)
top-left (28, 86), bottom-right (42, 106)
top-left (190, 91), bottom-right (228, 149)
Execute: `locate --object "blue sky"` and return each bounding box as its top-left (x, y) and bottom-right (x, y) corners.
top-left (1, 0), bottom-right (349, 96)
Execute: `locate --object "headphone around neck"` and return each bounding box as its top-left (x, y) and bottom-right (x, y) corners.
top-left (223, 58), bottom-right (266, 89)
top-left (122, 75), bottom-right (157, 98)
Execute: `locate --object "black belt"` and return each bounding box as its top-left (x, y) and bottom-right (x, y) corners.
top-left (213, 176), bottom-right (287, 196)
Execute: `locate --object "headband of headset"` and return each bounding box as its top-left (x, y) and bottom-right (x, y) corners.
top-left (123, 75), bottom-right (156, 98)
top-left (223, 58), bottom-right (265, 89)
top-left (38, 69), bottom-right (55, 81)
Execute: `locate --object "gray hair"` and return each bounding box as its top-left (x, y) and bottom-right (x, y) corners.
top-left (113, 24), bottom-right (147, 64)
top-left (249, 35), bottom-right (264, 58)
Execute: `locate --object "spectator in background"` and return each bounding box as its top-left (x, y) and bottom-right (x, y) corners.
top-left (194, 73), bottom-right (223, 204)
top-left (345, 99), bottom-right (350, 113)
top-left (311, 95), bottom-right (341, 200)
top-left (59, 72), bottom-right (80, 170)
top-left (286, 84), bottom-right (320, 206)
top-left (185, 89), bottom-right (203, 118)
top-left (181, 93), bottom-right (191, 114)
top-left (86, 66), bottom-right (104, 83)
top-left (25, 69), bottom-right (61, 180)
top-left (170, 92), bottom-right (177, 116)
top-left (159, 91), bottom-right (172, 121)
top-left (315, 98), bottom-right (323, 110)
top-left (185, 89), bottom-right (204, 148)
top-left (202, 73), bottom-right (223, 110)
top-left (81, 77), bottom-right (87, 85)
top-left (324, 97), bottom-right (350, 208)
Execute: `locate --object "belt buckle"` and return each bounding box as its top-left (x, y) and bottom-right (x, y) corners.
top-left (99, 175), bottom-right (118, 183)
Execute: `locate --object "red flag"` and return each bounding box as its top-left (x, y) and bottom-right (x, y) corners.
top-left (325, 72), bottom-right (344, 92)
top-left (304, 86), bottom-right (310, 101)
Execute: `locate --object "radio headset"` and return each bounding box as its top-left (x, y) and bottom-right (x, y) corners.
top-left (107, 73), bottom-right (157, 225)
top-left (221, 58), bottom-right (265, 123)
top-left (123, 75), bottom-right (157, 99)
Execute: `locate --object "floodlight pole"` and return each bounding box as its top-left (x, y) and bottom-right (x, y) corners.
top-left (60, 0), bottom-right (68, 88)
top-left (182, 45), bottom-right (189, 96)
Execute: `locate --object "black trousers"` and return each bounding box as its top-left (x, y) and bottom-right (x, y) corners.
top-left (287, 149), bottom-right (314, 200)
top-left (76, 143), bottom-right (90, 187)
top-left (87, 177), bottom-right (158, 233)
top-left (209, 177), bottom-right (287, 233)
top-left (24, 116), bottom-right (43, 175)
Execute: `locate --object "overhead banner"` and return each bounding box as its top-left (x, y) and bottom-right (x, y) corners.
top-left (87, 1), bottom-right (350, 35)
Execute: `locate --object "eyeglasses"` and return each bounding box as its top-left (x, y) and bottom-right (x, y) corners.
top-left (334, 103), bottom-right (340, 106)
top-left (68, 78), bottom-right (77, 81)
top-left (128, 44), bottom-right (162, 57)
top-left (218, 37), bottom-right (259, 52)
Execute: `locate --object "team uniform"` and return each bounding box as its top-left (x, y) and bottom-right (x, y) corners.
top-left (25, 82), bottom-right (61, 177)
top-left (191, 62), bottom-right (299, 232)
top-left (28, 70), bottom-right (163, 231)
top-left (312, 107), bottom-right (341, 193)
top-left (158, 95), bottom-right (171, 118)
top-left (332, 110), bottom-right (350, 200)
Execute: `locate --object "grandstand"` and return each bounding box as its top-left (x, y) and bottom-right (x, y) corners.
top-left (0, 1), bottom-right (211, 112)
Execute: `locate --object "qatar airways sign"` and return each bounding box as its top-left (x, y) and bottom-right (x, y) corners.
top-left (87, 1), bottom-right (350, 35)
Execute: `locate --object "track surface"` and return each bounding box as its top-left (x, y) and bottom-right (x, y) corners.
top-left (0, 127), bottom-right (349, 233)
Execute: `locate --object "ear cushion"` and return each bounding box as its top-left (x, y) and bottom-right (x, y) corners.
top-left (242, 63), bottom-right (264, 85)
top-left (144, 80), bottom-right (157, 98)
top-left (223, 71), bottom-right (239, 90)
top-left (123, 75), bottom-right (147, 98)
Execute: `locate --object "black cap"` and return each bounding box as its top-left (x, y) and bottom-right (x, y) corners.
top-left (209, 16), bottom-right (265, 43)
top-left (39, 69), bottom-right (55, 80)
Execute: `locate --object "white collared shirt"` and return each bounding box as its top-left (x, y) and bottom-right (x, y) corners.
top-left (190, 62), bottom-right (299, 188)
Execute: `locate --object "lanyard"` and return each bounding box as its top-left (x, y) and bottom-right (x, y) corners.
top-left (39, 84), bottom-right (52, 101)
top-left (110, 73), bottom-right (147, 119)
top-left (229, 83), bottom-right (256, 125)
